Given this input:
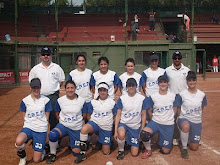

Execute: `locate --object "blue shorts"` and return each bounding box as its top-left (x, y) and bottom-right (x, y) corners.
top-left (178, 118), bottom-right (202, 143)
top-left (87, 121), bottom-right (112, 145)
top-left (118, 123), bottom-right (140, 147)
top-left (145, 120), bottom-right (174, 149)
top-left (20, 128), bottom-right (47, 152)
top-left (56, 123), bottom-right (80, 148)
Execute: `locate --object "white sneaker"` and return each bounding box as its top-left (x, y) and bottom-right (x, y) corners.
top-left (173, 139), bottom-right (179, 146)
top-left (19, 156), bottom-right (26, 165)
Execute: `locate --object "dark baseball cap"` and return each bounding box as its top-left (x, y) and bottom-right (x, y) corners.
top-left (172, 51), bottom-right (182, 59)
top-left (41, 47), bottom-right (51, 55)
top-left (30, 78), bottom-right (41, 88)
top-left (158, 75), bottom-right (169, 83)
top-left (150, 54), bottom-right (159, 61)
top-left (126, 78), bottom-right (137, 86)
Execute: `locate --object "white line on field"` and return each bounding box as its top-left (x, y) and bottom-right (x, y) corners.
top-left (201, 142), bottom-right (220, 155)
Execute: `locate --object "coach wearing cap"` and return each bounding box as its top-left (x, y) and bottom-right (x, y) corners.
top-left (29, 46), bottom-right (65, 131)
top-left (165, 51), bottom-right (190, 146)
top-left (165, 51), bottom-right (190, 95)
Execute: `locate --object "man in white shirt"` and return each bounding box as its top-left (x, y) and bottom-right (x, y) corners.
top-left (165, 51), bottom-right (190, 146)
top-left (29, 47), bottom-right (65, 131)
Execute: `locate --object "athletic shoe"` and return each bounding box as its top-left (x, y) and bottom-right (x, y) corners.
top-left (117, 151), bottom-right (125, 160)
top-left (74, 153), bottom-right (86, 164)
top-left (173, 139), bottom-right (179, 146)
top-left (19, 156), bottom-right (26, 165)
top-left (142, 150), bottom-right (152, 159)
top-left (46, 154), bottom-right (57, 164)
top-left (181, 149), bottom-right (189, 159)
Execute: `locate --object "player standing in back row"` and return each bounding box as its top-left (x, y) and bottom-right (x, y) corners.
top-left (140, 52), bottom-right (165, 97)
top-left (165, 51), bottom-right (190, 146)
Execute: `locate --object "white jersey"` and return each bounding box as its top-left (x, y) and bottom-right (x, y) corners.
top-left (29, 62), bottom-right (65, 96)
top-left (141, 67), bottom-right (165, 96)
top-left (118, 72), bottom-right (141, 95)
top-left (184, 14), bottom-right (189, 21)
top-left (89, 98), bottom-right (116, 131)
top-left (177, 89), bottom-right (207, 123)
top-left (143, 91), bottom-right (178, 125)
top-left (68, 68), bottom-right (92, 102)
top-left (90, 70), bottom-right (119, 100)
top-left (116, 93), bottom-right (145, 129)
top-left (20, 94), bottom-right (52, 132)
top-left (134, 15), bottom-right (138, 23)
top-left (55, 95), bottom-right (86, 130)
top-left (165, 64), bottom-right (190, 94)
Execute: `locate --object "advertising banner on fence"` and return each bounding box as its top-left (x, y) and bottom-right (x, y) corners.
top-left (0, 71), bottom-right (15, 84)
top-left (19, 70), bottom-right (30, 83)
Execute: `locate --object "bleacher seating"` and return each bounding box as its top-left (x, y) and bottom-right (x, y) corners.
top-left (191, 13), bottom-right (220, 42)
top-left (0, 13), bottom-right (166, 42)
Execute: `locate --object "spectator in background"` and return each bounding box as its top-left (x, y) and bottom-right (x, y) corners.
top-left (134, 14), bottom-right (139, 31)
top-left (196, 55), bottom-right (200, 73)
top-left (131, 21), bottom-right (137, 41)
top-left (211, 13), bottom-right (220, 24)
top-left (149, 11), bottom-right (156, 31)
top-left (218, 55), bottom-right (220, 69)
top-left (183, 13), bottom-right (190, 31)
top-left (212, 55), bottom-right (219, 72)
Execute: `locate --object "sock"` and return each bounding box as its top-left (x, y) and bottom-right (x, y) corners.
top-left (49, 141), bottom-right (58, 155)
top-left (117, 138), bottom-right (125, 152)
top-left (181, 131), bottom-right (189, 150)
top-left (143, 140), bottom-right (151, 150)
top-left (15, 143), bottom-right (25, 151)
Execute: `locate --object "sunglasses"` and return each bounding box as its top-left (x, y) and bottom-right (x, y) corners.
top-left (173, 57), bottom-right (182, 60)
top-left (41, 54), bottom-right (50, 56)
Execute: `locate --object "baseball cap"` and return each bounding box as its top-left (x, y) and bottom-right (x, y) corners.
top-left (149, 54), bottom-right (159, 61)
top-left (30, 78), bottom-right (41, 88)
top-left (126, 78), bottom-right (137, 86)
top-left (186, 71), bottom-right (197, 81)
top-left (97, 82), bottom-right (109, 90)
top-left (41, 47), bottom-right (51, 55)
top-left (172, 51), bottom-right (182, 59)
top-left (158, 75), bottom-right (169, 83)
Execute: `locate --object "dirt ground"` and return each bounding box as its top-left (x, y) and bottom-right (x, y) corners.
top-left (0, 77), bottom-right (220, 165)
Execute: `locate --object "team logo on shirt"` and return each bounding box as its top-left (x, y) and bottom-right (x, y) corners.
top-left (124, 112), bottom-right (139, 118)
top-left (76, 82), bottom-right (89, 90)
top-left (51, 72), bottom-right (56, 75)
top-left (94, 112), bottom-right (109, 117)
top-left (27, 110), bottom-right (44, 118)
top-left (154, 105), bottom-right (172, 113)
top-left (63, 115), bottom-right (80, 122)
top-left (185, 107), bottom-right (201, 115)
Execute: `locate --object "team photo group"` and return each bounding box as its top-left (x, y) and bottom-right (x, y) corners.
top-left (15, 46), bottom-right (207, 165)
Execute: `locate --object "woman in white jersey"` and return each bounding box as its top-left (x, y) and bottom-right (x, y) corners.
top-left (90, 56), bottom-right (119, 100)
top-left (118, 58), bottom-right (141, 95)
top-left (114, 78), bottom-right (145, 160)
top-left (140, 53), bottom-right (165, 97)
top-left (176, 71), bottom-right (207, 159)
top-left (15, 78), bottom-right (52, 165)
top-left (68, 54), bottom-right (92, 112)
top-left (140, 75), bottom-right (178, 158)
top-left (46, 80), bottom-right (87, 163)
top-left (75, 82), bottom-right (117, 164)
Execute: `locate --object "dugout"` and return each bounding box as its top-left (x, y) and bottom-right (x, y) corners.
top-left (0, 0), bottom-right (220, 85)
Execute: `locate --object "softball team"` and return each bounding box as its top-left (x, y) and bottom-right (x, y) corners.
top-left (16, 50), bottom-right (207, 164)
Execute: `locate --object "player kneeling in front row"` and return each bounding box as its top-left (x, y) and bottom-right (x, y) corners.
top-left (176, 71), bottom-right (207, 159)
top-left (15, 78), bottom-right (52, 165)
top-left (46, 80), bottom-right (87, 163)
top-left (140, 75), bottom-right (178, 158)
top-left (74, 82), bottom-right (117, 164)
top-left (114, 78), bottom-right (145, 160)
